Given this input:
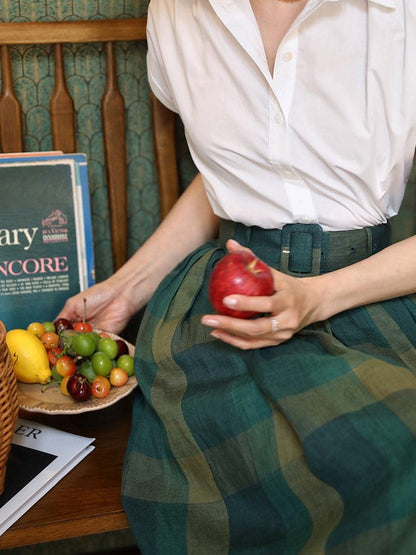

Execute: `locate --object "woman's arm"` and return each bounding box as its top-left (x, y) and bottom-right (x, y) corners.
top-left (309, 234), bottom-right (416, 317)
top-left (58, 173), bottom-right (219, 333)
top-left (201, 235), bottom-right (416, 349)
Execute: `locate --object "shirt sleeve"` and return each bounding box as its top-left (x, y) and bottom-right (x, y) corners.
top-left (146, 2), bottom-right (178, 113)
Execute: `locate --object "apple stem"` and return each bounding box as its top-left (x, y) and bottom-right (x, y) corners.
top-left (247, 259), bottom-right (261, 274)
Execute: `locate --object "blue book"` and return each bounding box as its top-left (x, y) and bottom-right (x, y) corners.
top-left (0, 153), bottom-right (95, 331)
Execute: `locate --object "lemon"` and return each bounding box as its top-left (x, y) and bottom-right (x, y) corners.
top-left (6, 329), bottom-right (52, 384)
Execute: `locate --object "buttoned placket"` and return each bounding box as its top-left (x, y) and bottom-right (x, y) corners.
top-left (211, 0), bottom-right (328, 225)
top-left (209, 0), bottom-right (352, 226)
top-left (269, 27), bottom-right (318, 225)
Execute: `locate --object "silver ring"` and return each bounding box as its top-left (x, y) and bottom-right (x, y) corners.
top-left (270, 317), bottom-right (279, 333)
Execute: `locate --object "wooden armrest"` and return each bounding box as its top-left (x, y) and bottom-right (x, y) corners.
top-left (0, 19), bottom-right (146, 45)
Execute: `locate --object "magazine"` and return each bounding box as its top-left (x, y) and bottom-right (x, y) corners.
top-left (0, 152), bottom-right (95, 331)
top-left (0, 418), bottom-right (95, 536)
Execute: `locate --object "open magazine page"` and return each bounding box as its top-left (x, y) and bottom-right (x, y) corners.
top-left (0, 418), bottom-right (95, 536)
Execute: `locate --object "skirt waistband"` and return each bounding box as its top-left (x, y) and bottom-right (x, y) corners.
top-left (219, 220), bottom-right (391, 276)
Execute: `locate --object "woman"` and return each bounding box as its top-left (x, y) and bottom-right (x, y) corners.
top-left (58, 1), bottom-right (416, 552)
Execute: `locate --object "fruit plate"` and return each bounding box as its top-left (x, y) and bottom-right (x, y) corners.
top-left (17, 331), bottom-right (138, 415)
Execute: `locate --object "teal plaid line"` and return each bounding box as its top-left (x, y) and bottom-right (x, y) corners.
top-left (122, 230), bottom-right (416, 554)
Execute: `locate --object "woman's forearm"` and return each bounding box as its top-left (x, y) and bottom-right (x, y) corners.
top-left (57, 173), bottom-right (219, 331)
top-left (310, 234), bottom-right (416, 322)
top-left (113, 173), bottom-right (219, 306)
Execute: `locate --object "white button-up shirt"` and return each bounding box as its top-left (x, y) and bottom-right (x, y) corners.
top-left (147, 0), bottom-right (416, 231)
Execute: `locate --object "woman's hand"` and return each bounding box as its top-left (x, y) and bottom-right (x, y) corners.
top-left (201, 239), bottom-right (324, 350)
top-left (56, 275), bottom-right (139, 334)
top-left (202, 232), bottom-right (416, 350)
top-left (58, 173), bottom-right (219, 335)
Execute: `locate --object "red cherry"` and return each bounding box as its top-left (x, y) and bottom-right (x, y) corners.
top-left (91, 376), bottom-right (111, 398)
top-left (66, 374), bottom-right (92, 402)
top-left (55, 355), bottom-right (77, 377)
top-left (110, 367), bottom-right (129, 387)
top-left (115, 338), bottom-right (129, 357)
top-left (53, 318), bottom-right (73, 333)
top-left (72, 321), bottom-right (93, 333)
top-left (40, 331), bottom-right (60, 350)
top-left (47, 347), bottom-right (63, 366)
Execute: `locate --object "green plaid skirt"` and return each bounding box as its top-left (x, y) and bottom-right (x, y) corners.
top-left (122, 220), bottom-right (416, 554)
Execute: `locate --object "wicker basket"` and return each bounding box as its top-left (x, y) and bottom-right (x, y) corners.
top-left (0, 320), bottom-right (19, 495)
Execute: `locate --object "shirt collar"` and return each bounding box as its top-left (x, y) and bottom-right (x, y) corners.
top-left (211, 0), bottom-right (395, 9)
top-left (368, 0), bottom-right (395, 7)
top-left (311, 0), bottom-right (395, 6)
top-left (306, 0), bottom-right (396, 5)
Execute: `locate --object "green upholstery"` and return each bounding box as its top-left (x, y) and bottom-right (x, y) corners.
top-left (0, 0), bottom-right (196, 283)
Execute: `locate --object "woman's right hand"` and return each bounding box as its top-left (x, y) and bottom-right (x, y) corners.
top-left (56, 276), bottom-right (138, 335)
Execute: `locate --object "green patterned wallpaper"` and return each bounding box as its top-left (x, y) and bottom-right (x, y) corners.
top-left (0, 0), bottom-right (196, 282)
top-left (0, 0), bottom-right (414, 282)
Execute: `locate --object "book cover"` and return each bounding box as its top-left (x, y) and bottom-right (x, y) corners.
top-left (0, 418), bottom-right (95, 536)
top-left (0, 154), bottom-right (95, 331)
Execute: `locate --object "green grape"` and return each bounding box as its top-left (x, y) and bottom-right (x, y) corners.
top-left (116, 354), bottom-right (134, 376)
top-left (71, 333), bottom-right (96, 357)
top-left (98, 337), bottom-right (118, 360)
top-left (91, 351), bottom-right (113, 376)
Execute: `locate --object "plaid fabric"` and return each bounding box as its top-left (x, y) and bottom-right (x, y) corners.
top-left (122, 222), bottom-right (416, 554)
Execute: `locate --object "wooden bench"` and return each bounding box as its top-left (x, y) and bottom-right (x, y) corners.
top-left (0, 17), bottom-right (180, 551)
top-left (0, 18), bottom-right (179, 272)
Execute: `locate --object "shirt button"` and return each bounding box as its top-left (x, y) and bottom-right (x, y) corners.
top-left (282, 52), bottom-right (293, 62)
top-left (274, 112), bottom-right (283, 125)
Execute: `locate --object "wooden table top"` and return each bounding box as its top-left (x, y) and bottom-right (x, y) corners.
top-left (0, 393), bottom-right (135, 550)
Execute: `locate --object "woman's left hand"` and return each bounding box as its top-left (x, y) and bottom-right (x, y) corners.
top-left (202, 232), bottom-right (416, 349)
top-left (201, 239), bottom-right (323, 350)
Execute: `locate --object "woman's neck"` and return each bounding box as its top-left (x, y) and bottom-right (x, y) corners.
top-left (250, 0), bottom-right (308, 75)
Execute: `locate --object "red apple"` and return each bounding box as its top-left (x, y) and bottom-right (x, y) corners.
top-left (208, 251), bottom-right (274, 318)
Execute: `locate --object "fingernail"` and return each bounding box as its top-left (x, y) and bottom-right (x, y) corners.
top-left (202, 317), bottom-right (220, 327)
top-left (223, 297), bottom-right (237, 307)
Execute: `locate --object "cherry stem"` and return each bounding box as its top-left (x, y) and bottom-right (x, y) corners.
top-left (41, 379), bottom-right (55, 392)
top-left (83, 298), bottom-right (87, 324)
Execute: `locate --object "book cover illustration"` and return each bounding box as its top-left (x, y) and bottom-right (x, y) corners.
top-left (0, 154), bottom-right (95, 331)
